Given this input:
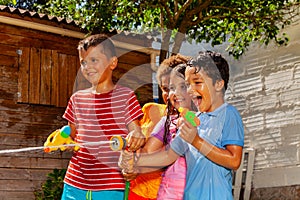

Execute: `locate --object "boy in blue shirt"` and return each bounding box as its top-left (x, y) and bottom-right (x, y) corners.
top-left (120, 51), bottom-right (244, 200)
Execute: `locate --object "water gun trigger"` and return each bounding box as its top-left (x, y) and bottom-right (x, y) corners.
top-left (44, 125), bottom-right (80, 153)
top-left (178, 107), bottom-right (200, 127)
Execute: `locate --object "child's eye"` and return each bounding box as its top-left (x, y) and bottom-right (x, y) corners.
top-left (80, 61), bottom-right (87, 68)
top-left (169, 86), bottom-right (175, 92)
top-left (161, 86), bottom-right (169, 93)
top-left (91, 58), bottom-right (98, 63)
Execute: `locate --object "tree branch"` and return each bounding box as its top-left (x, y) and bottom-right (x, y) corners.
top-left (181, 0), bottom-right (213, 27)
top-left (174, 0), bottom-right (193, 23)
top-left (160, 0), bottom-right (175, 27)
top-left (174, 0), bottom-right (178, 14)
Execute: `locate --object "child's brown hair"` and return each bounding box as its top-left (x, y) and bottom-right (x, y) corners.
top-left (188, 51), bottom-right (229, 91)
top-left (78, 34), bottom-right (116, 59)
top-left (156, 54), bottom-right (191, 87)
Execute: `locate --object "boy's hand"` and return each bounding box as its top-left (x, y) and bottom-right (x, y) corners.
top-left (127, 120), bottom-right (145, 151)
top-left (178, 117), bottom-right (198, 144)
top-left (127, 130), bottom-right (145, 151)
top-left (118, 150), bottom-right (135, 173)
top-left (122, 170), bottom-right (138, 181)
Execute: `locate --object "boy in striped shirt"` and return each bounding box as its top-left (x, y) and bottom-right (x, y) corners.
top-left (61, 34), bottom-right (145, 199)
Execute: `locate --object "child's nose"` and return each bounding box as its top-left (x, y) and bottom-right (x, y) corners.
top-left (187, 86), bottom-right (193, 96)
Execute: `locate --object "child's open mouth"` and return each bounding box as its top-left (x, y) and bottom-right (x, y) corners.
top-left (192, 95), bottom-right (202, 107)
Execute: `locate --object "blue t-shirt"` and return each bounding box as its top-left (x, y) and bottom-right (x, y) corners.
top-left (171, 103), bottom-right (244, 200)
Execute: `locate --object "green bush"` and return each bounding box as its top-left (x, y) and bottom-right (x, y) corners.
top-left (34, 168), bottom-right (66, 200)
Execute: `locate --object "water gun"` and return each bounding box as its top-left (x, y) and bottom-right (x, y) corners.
top-left (178, 107), bottom-right (200, 127)
top-left (110, 135), bottom-right (128, 151)
top-left (110, 136), bottom-right (131, 200)
top-left (44, 125), bottom-right (80, 153)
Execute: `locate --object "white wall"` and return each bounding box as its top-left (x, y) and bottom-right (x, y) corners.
top-left (225, 21), bottom-right (300, 188)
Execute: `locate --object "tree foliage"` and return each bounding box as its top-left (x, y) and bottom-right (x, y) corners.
top-left (2, 0), bottom-right (299, 60)
top-left (112, 0), bottom-right (300, 60)
top-left (0, 0), bottom-right (47, 11)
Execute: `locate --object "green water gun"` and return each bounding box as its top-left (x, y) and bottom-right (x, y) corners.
top-left (178, 107), bottom-right (200, 127)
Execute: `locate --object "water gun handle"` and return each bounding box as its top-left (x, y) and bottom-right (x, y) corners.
top-left (110, 136), bottom-right (132, 200)
top-left (44, 125), bottom-right (80, 153)
top-left (178, 107), bottom-right (200, 127)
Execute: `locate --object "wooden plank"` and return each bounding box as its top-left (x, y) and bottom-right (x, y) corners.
top-left (40, 49), bottom-right (52, 105)
top-left (244, 149), bottom-right (255, 200)
top-left (0, 146), bottom-right (73, 160)
top-left (118, 50), bottom-right (150, 65)
top-left (17, 47), bottom-right (30, 103)
top-left (232, 148), bottom-right (256, 200)
top-left (0, 179), bottom-right (44, 192)
top-left (51, 50), bottom-right (59, 106)
top-left (0, 121), bottom-right (65, 137)
top-left (67, 55), bottom-right (78, 97)
top-left (117, 63), bottom-right (152, 88)
top-left (0, 191), bottom-right (35, 200)
top-left (0, 157), bottom-right (69, 169)
top-left (0, 98), bottom-right (65, 114)
top-left (0, 54), bottom-right (17, 66)
top-left (0, 109), bottom-right (66, 128)
top-left (0, 43), bottom-right (18, 57)
top-left (0, 168), bottom-right (60, 181)
top-left (0, 65), bottom-right (18, 100)
top-left (58, 53), bottom-right (68, 107)
top-left (233, 150), bottom-right (244, 200)
top-left (0, 26), bottom-right (80, 55)
top-left (0, 132), bottom-right (46, 146)
top-left (29, 47), bottom-right (41, 104)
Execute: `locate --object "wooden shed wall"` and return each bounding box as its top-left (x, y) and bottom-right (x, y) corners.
top-left (0, 20), bottom-right (152, 199)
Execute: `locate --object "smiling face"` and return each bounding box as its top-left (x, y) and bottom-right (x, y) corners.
top-left (79, 44), bottom-right (117, 86)
top-left (185, 66), bottom-right (224, 113)
top-left (169, 72), bottom-right (192, 110)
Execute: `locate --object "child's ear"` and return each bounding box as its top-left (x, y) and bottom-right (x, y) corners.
top-left (215, 79), bottom-right (224, 92)
top-left (110, 57), bottom-right (118, 70)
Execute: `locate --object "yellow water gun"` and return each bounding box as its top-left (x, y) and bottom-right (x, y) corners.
top-left (178, 107), bottom-right (200, 127)
top-left (44, 125), bottom-right (80, 153)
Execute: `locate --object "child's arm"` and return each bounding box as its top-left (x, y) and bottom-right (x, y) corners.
top-left (136, 147), bottom-right (179, 168)
top-left (133, 136), bottom-right (165, 174)
top-left (119, 147), bottom-right (179, 173)
top-left (66, 122), bottom-right (80, 151)
top-left (179, 118), bottom-right (243, 170)
top-left (194, 137), bottom-right (242, 170)
top-left (68, 122), bottom-right (77, 139)
top-left (127, 120), bottom-right (146, 151)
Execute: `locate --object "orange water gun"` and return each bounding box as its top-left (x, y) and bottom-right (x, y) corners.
top-left (44, 125), bottom-right (80, 153)
top-left (178, 107), bottom-right (200, 127)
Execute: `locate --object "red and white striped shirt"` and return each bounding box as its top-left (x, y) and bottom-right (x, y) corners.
top-left (63, 85), bottom-right (143, 191)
